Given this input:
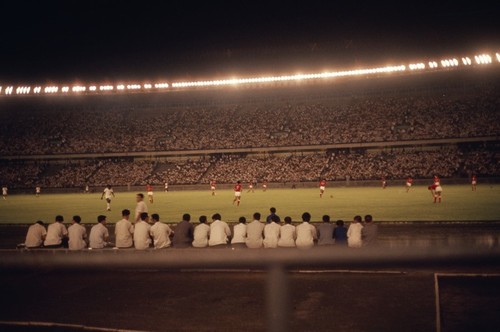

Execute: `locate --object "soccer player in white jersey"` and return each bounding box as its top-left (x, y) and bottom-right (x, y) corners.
top-left (2, 186), bottom-right (7, 200)
top-left (100, 184), bottom-right (115, 211)
top-left (35, 185), bottom-right (41, 197)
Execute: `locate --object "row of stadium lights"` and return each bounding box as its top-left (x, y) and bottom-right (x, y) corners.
top-left (1, 52), bottom-right (499, 96)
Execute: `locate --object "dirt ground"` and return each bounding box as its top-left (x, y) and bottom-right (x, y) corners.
top-left (0, 270), bottom-right (435, 332)
top-left (0, 267), bottom-right (499, 332)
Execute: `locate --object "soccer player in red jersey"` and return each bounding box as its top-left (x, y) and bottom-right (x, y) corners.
top-left (433, 175), bottom-right (440, 186)
top-left (210, 180), bottom-right (217, 196)
top-left (471, 174), bottom-right (477, 191)
top-left (146, 184), bottom-right (154, 204)
top-left (405, 176), bottom-right (413, 193)
top-left (262, 180), bottom-right (268, 192)
top-left (233, 181), bottom-right (242, 206)
top-left (319, 179), bottom-right (326, 198)
top-left (381, 176), bottom-right (387, 189)
top-left (428, 183), bottom-right (443, 203)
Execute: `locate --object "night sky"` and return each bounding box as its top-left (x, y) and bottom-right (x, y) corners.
top-left (0, 1), bottom-right (499, 83)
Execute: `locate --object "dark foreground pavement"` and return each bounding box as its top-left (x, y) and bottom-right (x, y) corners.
top-left (0, 270), bottom-right (435, 332)
top-left (0, 267), bottom-right (499, 332)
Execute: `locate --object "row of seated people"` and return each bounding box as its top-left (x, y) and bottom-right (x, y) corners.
top-left (1, 90), bottom-right (499, 155)
top-left (20, 209), bottom-right (377, 250)
top-left (2, 147), bottom-right (497, 188)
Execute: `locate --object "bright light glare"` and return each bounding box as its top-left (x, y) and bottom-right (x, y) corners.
top-left (462, 57), bottom-right (472, 65)
top-left (44, 86), bottom-right (58, 93)
top-left (171, 65), bottom-right (407, 88)
top-left (127, 84), bottom-right (141, 90)
top-left (154, 83), bottom-right (169, 88)
top-left (409, 63), bottom-right (425, 70)
top-left (475, 53), bottom-right (492, 64)
top-left (16, 86), bottom-right (31, 94)
top-left (99, 85), bottom-right (113, 91)
top-left (72, 86), bottom-right (86, 92)
top-left (1, 51), bottom-right (498, 97)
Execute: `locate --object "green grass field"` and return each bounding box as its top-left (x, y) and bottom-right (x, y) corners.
top-left (0, 184), bottom-right (499, 224)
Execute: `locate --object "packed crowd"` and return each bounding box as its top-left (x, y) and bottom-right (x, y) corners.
top-left (20, 207), bottom-right (378, 250)
top-left (0, 89), bottom-right (499, 156)
top-left (1, 147), bottom-right (497, 189)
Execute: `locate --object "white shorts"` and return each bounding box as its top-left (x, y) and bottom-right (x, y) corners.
top-left (472, 181), bottom-right (477, 185)
top-left (211, 186), bottom-right (216, 190)
top-left (320, 186), bottom-right (325, 191)
top-left (435, 186), bottom-right (442, 193)
top-left (147, 191), bottom-right (153, 196)
top-left (234, 192), bottom-right (241, 197)
top-left (406, 183), bottom-right (412, 187)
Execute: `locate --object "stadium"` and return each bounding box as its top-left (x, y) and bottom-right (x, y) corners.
top-left (1, 3), bottom-right (500, 332)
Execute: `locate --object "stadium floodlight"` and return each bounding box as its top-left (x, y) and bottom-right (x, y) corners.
top-left (89, 86), bottom-right (97, 91)
top-left (462, 57), bottom-right (472, 65)
top-left (475, 53), bottom-right (492, 65)
top-left (5, 86), bottom-right (13, 95)
top-left (116, 84), bottom-right (125, 90)
top-left (0, 86), bottom-right (2, 93)
top-left (61, 86), bottom-right (69, 93)
top-left (72, 86), bottom-right (86, 92)
top-left (16, 86), bottom-right (31, 94)
top-left (143, 83), bottom-right (152, 89)
top-left (33, 86), bottom-right (42, 94)
top-left (171, 65), bottom-right (407, 88)
top-left (428, 61), bottom-right (435, 68)
top-left (44, 86), bottom-right (58, 93)
top-left (99, 85), bottom-right (113, 91)
top-left (154, 82), bottom-right (169, 88)
top-left (126, 84), bottom-right (141, 90)
top-left (409, 63), bottom-right (425, 70)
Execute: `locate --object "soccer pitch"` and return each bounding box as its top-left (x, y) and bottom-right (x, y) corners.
top-left (0, 184), bottom-right (499, 224)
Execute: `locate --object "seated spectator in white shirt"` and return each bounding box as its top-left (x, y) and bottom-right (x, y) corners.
top-left (208, 213), bottom-right (231, 248)
top-left (246, 212), bottom-right (265, 249)
top-left (278, 216), bottom-right (296, 248)
top-left (68, 215), bottom-right (87, 250)
top-left (115, 209), bottom-right (134, 248)
top-left (89, 215), bottom-right (110, 249)
top-left (231, 216), bottom-right (247, 249)
top-left (149, 213), bottom-right (173, 249)
top-left (347, 215), bottom-right (364, 248)
top-left (193, 215), bottom-right (210, 248)
top-left (23, 220), bottom-right (47, 248)
top-left (295, 212), bottom-right (317, 249)
top-left (134, 212), bottom-right (152, 250)
top-left (44, 215), bottom-right (68, 248)
top-left (263, 215), bottom-right (281, 249)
